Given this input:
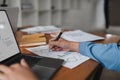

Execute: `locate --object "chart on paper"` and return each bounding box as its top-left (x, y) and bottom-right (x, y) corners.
top-left (26, 45), bottom-right (90, 69)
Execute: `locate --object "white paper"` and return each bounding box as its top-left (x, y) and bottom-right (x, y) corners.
top-left (21, 25), bottom-right (61, 34)
top-left (26, 45), bottom-right (90, 69)
top-left (62, 30), bottom-right (104, 42)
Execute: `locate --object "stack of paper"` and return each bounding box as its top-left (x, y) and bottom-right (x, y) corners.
top-left (20, 33), bottom-right (46, 47)
top-left (62, 30), bottom-right (104, 42)
top-left (21, 25), bottom-right (61, 34)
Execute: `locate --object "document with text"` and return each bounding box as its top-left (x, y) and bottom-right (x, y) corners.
top-left (61, 30), bottom-right (104, 42)
top-left (26, 45), bottom-right (90, 69)
top-left (21, 25), bottom-right (61, 34)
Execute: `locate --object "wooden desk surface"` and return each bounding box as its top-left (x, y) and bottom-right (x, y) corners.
top-left (16, 31), bottom-right (120, 80)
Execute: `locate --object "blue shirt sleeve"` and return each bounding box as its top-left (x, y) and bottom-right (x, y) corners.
top-left (79, 42), bottom-right (120, 72)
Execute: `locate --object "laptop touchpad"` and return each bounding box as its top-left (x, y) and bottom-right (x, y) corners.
top-left (32, 65), bottom-right (56, 80)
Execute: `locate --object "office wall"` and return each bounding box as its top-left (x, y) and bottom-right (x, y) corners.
top-left (94, 0), bottom-right (105, 29)
top-left (62, 0), bottom-right (105, 31)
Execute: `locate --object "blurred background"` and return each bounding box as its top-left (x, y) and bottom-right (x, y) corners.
top-left (1, 0), bottom-right (119, 35)
top-left (0, 0), bottom-right (120, 80)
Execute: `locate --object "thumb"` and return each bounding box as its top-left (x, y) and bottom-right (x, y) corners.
top-left (20, 59), bottom-right (29, 68)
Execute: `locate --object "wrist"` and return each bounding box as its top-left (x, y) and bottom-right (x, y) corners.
top-left (69, 42), bottom-right (79, 52)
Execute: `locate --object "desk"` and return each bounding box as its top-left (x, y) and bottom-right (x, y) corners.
top-left (16, 31), bottom-right (120, 80)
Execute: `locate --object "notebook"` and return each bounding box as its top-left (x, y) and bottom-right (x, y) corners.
top-left (0, 10), bottom-right (64, 80)
top-left (20, 33), bottom-right (46, 47)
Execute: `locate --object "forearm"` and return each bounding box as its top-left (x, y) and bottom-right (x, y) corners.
top-left (79, 42), bottom-right (120, 72)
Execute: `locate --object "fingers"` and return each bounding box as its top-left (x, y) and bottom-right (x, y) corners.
top-left (10, 59), bottom-right (29, 69)
top-left (49, 39), bottom-right (54, 49)
top-left (0, 65), bottom-right (12, 74)
top-left (0, 74), bottom-right (7, 80)
top-left (10, 63), bottom-right (21, 69)
top-left (20, 59), bottom-right (29, 68)
top-left (52, 46), bottom-right (63, 51)
top-left (0, 65), bottom-right (11, 80)
top-left (49, 39), bottom-right (60, 49)
top-left (49, 38), bottom-right (66, 51)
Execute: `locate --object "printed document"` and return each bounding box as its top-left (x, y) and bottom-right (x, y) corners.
top-left (21, 25), bottom-right (61, 34)
top-left (26, 45), bottom-right (90, 69)
top-left (61, 30), bottom-right (104, 42)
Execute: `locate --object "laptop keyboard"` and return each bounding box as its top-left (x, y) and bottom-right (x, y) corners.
top-left (5, 54), bottom-right (42, 67)
top-left (22, 55), bottom-right (42, 67)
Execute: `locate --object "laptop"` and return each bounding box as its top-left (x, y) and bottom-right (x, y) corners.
top-left (0, 10), bottom-right (64, 80)
top-left (0, 7), bottom-right (19, 32)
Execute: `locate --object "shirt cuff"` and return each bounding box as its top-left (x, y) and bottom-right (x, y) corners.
top-left (78, 42), bottom-right (93, 55)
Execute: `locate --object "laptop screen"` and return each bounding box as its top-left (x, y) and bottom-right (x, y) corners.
top-left (0, 7), bottom-right (19, 33)
top-left (0, 11), bottom-right (19, 61)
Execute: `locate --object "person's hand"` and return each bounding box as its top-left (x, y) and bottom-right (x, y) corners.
top-left (0, 59), bottom-right (37, 80)
top-left (49, 38), bottom-right (70, 51)
top-left (49, 38), bottom-right (79, 52)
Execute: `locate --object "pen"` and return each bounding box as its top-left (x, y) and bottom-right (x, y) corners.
top-left (54, 31), bottom-right (63, 41)
top-left (49, 31), bottom-right (63, 52)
